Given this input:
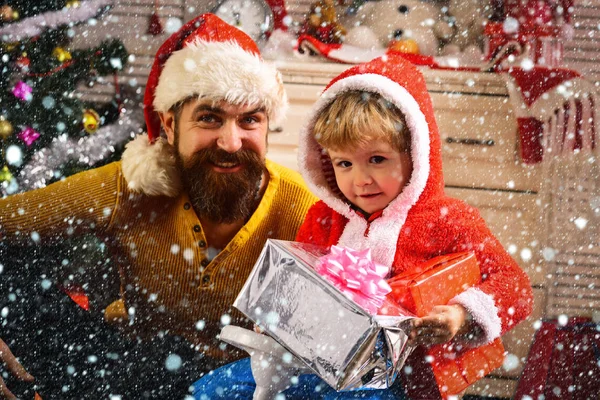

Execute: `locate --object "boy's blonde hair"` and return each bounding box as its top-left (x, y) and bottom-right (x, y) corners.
top-left (313, 90), bottom-right (411, 153)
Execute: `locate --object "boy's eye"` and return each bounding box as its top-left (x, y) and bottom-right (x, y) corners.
top-left (336, 160), bottom-right (352, 168)
top-left (370, 155), bottom-right (386, 164)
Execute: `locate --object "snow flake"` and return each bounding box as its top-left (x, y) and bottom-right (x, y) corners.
top-left (520, 248), bottom-right (532, 262)
top-left (282, 352), bottom-right (293, 363)
top-left (183, 248), bottom-right (194, 261)
top-left (558, 314), bottom-right (569, 326)
top-left (542, 247), bottom-right (556, 261)
top-left (6, 145), bottom-right (23, 166)
top-left (109, 58), bottom-right (123, 70)
top-left (183, 59), bottom-right (196, 72)
top-left (165, 353), bottom-right (182, 371)
top-left (574, 217), bottom-right (588, 230)
top-left (221, 314), bottom-right (231, 326)
top-left (195, 320), bottom-right (206, 331)
top-left (165, 17), bottom-right (183, 34)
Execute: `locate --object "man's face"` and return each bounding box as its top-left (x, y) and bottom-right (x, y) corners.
top-left (161, 98), bottom-right (269, 224)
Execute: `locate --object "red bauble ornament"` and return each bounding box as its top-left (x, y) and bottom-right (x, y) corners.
top-left (147, 0), bottom-right (163, 36)
top-left (148, 13), bottom-right (163, 35)
top-left (16, 56), bottom-right (30, 71)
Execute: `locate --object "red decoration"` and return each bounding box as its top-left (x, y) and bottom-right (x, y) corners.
top-left (515, 318), bottom-right (600, 400)
top-left (265, 0), bottom-right (289, 31)
top-left (15, 55), bottom-right (30, 71)
top-left (60, 284), bottom-right (90, 311)
top-left (484, 0), bottom-right (574, 67)
top-left (147, 0), bottom-right (163, 36)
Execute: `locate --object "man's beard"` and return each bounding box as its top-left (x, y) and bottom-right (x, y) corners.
top-left (176, 147), bottom-right (266, 224)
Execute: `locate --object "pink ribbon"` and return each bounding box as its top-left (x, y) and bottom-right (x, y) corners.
top-left (315, 246), bottom-right (391, 314)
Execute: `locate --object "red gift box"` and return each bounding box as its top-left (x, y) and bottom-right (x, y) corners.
top-left (387, 252), bottom-right (506, 399)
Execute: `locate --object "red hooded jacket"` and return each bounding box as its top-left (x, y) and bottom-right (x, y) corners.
top-left (296, 55), bottom-right (533, 352)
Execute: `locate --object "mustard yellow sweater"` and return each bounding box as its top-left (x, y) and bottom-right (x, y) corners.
top-left (0, 159), bottom-right (317, 361)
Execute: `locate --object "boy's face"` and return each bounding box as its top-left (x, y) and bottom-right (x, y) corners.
top-left (328, 140), bottom-right (412, 215)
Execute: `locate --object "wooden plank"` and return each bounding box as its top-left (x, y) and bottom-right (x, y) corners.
top-left (111, 4), bottom-right (183, 16)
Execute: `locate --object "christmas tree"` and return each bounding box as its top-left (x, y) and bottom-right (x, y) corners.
top-left (0, 0), bottom-right (129, 196)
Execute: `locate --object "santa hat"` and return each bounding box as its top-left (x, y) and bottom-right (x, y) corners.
top-left (144, 13), bottom-right (288, 142)
top-left (122, 14), bottom-right (287, 198)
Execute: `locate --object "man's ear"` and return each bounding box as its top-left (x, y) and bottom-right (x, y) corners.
top-left (158, 111), bottom-right (176, 145)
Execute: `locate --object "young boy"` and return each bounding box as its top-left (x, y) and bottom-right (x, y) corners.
top-left (193, 55), bottom-right (533, 399)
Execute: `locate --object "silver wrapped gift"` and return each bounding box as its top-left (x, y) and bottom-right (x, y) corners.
top-left (233, 239), bottom-right (415, 391)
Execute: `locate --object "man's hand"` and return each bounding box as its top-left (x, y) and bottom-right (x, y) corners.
top-left (408, 304), bottom-right (470, 346)
top-left (0, 338), bottom-right (34, 400)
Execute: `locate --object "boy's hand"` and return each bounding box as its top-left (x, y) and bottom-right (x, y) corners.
top-left (408, 305), bottom-right (469, 346)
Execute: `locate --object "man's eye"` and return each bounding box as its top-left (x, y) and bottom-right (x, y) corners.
top-left (370, 156), bottom-right (386, 164)
top-left (241, 115), bottom-right (260, 125)
top-left (198, 114), bottom-right (218, 124)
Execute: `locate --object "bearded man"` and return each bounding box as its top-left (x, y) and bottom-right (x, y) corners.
top-left (0, 14), bottom-right (316, 400)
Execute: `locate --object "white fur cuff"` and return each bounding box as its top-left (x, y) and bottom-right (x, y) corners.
top-left (449, 287), bottom-right (502, 346)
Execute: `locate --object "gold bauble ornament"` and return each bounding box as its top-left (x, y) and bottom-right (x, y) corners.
top-left (66, 0), bottom-right (81, 8)
top-left (0, 166), bottom-right (13, 183)
top-left (3, 41), bottom-right (18, 52)
top-left (388, 39), bottom-right (420, 55)
top-left (0, 119), bottom-right (14, 139)
top-left (53, 47), bottom-right (72, 63)
top-left (82, 109), bottom-right (100, 134)
top-left (0, 5), bottom-right (14, 22)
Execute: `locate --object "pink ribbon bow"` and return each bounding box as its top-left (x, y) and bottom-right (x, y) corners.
top-left (315, 246), bottom-right (391, 314)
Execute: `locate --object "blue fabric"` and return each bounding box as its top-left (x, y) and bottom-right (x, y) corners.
top-left (192, 358), bottom-right (408, 400)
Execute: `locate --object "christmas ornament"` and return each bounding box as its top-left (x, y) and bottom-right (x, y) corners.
top-left (389, 38), bottom-right (420, 54)
top-left (83, 109), bottom-right (100, 134)
top-left (0, 5), bottom-right (14, 22)
top-left (3, 42), bottom-right (18, 52)
top-left (12, 81), bottom-right (33, 101)
top-left (299, 0), bottom-right (345, 44)
top-left (0, 166), bottom-right (13, 183)
top-left (147, 0), bottom-right (164, 36)
top-left (18, 127), bottom-right (41, 147)
top-left (65, 0), bottom-right (81, 8)
top-left (53, 47), bottom-right (72, 63)
top-left (0, 119), bottom-right (14, 139)
top-left (16, 55), bottom-right (30, 71)
top-left (212, 0), bottom-right (275, 46)
top-left (265, 0), bottom-right (289, 31)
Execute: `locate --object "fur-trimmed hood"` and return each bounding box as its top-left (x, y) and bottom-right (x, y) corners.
top-left (297, 54), bottom-right (444, 267)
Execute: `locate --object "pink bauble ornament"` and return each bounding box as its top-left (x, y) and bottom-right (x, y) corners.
top-left (17, 126), bottom-right (40, 146)
top-left (12, 81), bottom-right (32, 101)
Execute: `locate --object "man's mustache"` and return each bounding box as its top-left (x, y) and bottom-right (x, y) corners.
top-left (189, 148), bottom-right (260, 167)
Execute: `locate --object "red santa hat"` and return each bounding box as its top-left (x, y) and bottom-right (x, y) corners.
top-left (143, 13), bottom-right (288, 142)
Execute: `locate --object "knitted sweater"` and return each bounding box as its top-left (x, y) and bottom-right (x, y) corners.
top-left (0, 158), bottom-right (317, 361)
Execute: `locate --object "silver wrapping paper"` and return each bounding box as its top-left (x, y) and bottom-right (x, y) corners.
top-left (233, 239), bottom-right (415, 391)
